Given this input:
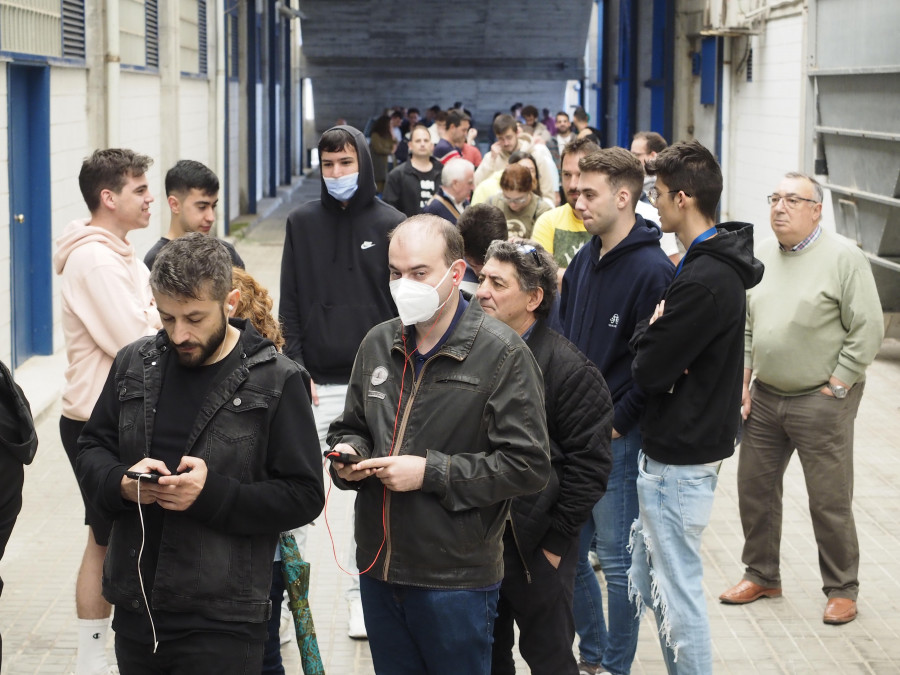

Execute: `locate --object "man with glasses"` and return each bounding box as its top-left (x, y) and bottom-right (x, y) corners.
top-left (475, 240), bottom-right (612, 674)
top-left (628, 140), bottom-right (764, 673)
top-left (474, 114), bottom-right (560, 206)
top-left (560, 147), bottom-right (674, 675)
top-left (719, 172), bottom-right (883, 625)
top-left (487, 164), bottom-right (550, 238)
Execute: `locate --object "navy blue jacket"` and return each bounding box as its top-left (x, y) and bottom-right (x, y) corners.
top-left (559, 215), bottom-right (674, 434)
top-left (421, 187), bottom-right (467, 225)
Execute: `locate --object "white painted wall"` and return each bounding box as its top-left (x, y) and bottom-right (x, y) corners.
top-left (118, 71), bottom-right (163, 261)
top-left (179, 78), bottom-right (211, 165)
top-left (48, 67), bottom-right (91, 354)
top-left (722, 12), bottom-right (805, 240)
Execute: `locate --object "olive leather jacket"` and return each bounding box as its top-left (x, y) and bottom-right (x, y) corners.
top-left (328, 300), bottom-right (551, 589)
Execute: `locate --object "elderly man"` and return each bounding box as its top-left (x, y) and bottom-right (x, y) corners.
top-left (422, 158), bottom-right (474, 224)
top-left (719, 172), bottom-right (884, 625)
top-left (326, 215), bottom-right (550, 675)
top-left (476, 240), bottom-right (612, 675)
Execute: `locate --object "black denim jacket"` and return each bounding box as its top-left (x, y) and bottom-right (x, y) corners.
top-left (76, 320), bottom-right (324, 623)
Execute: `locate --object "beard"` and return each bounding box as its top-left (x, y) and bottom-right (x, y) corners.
top-left (173, 315), bottom-right (227, 367)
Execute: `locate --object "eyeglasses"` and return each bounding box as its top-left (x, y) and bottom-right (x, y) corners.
top-left (767, 194), bottom-right (819, 209)
top-left (517, 244), bottom-right (541, 267)
top-left (501, 194), bottom-right (530, 206)
top-left (647, 187), bottom-right (691, 207)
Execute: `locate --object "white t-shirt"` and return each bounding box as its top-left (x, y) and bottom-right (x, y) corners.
top-left (635, 200), bottom-right (681, 257)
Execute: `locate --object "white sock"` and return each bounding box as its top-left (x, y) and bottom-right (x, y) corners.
top-left (76, 618), bottom-right (110, 675)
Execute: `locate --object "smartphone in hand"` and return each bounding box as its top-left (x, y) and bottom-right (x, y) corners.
top-left (125, 470), bottom-right (162, 483)
top-left (323, 450), bottom-right (358, 465)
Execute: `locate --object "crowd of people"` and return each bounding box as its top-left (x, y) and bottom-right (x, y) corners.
top-left (0, 97), bottom-right (880, 675)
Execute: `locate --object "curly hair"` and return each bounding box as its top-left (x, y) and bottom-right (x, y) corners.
top-left (483, 239), bottom-right (558, 319)
top-left (231, 267), bottom-right (285, 351)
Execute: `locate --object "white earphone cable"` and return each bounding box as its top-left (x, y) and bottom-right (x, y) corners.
top-left (135, 479), bottom-right (159, 653)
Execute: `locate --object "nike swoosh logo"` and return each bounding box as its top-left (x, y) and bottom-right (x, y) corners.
top-left (361, 241), bottom-right (375, 249)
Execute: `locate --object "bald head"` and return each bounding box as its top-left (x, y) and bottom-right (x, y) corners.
top-left (389, 214), bottom-right (465, 268)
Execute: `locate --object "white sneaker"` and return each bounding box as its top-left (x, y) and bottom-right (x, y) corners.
top-left (70, 664), bottom-right (119, 675)
top-left (348, 598), bottom-right (367, 639)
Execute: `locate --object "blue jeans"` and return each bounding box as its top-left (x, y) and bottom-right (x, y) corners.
top-left (628, 452), bottom-right (719, 674)
top-left (573, 427), bottom-right (641, 674)
top-left (359, 575), bottom-right (498, 675)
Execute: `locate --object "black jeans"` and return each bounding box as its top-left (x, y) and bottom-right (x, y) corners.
top-left (115, 632), bottom-right (264, 675)
top-left (262, 560), bottom-right (286, 674)
top-left (492, 531), bottom-right (580, 675)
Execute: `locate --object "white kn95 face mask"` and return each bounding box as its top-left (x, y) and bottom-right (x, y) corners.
top-left (389, 266), bottom-right (453, 326)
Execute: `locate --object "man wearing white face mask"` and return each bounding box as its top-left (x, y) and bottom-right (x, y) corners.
top-left (326, 214), bottom-right (551, 675)
top-left (279, 125), bottom-right (405, 638)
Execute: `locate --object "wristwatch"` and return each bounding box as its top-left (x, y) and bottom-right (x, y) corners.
top-left (827, 382), bottom-right (848, 399)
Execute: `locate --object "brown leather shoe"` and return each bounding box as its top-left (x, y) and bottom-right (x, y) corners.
top-left (823, 598), bottom-right (857, 624)
top-left (719, 579), bottom-right (782, 604)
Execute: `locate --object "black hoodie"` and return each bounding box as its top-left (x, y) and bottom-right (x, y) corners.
top-left (0, 359), bottom-right (37, 593)
top-left (279, 126), bottom-right (405, 383)
top-left (631, 221), bottom-right (764, 464)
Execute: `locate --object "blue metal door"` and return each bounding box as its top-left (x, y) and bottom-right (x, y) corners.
top-left (8, 64), bottom-right (52, 367)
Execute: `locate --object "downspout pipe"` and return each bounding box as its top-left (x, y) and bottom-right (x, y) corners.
top-left (105, 0), bottom-right (120, 147)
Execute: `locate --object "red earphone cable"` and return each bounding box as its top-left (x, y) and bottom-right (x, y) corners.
top-left (322, 284), bottom-right (456, 576)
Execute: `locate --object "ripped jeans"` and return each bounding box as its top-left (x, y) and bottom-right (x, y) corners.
top-left (628, 452), bottom-right (719, 675)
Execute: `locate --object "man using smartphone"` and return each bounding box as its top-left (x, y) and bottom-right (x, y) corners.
top-left (76, 235), bottom-right (324, 673)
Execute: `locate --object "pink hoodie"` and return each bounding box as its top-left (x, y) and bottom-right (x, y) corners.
top-left (53, 218), bottom-right (161, 421)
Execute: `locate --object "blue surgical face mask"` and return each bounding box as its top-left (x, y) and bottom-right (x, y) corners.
top-left (323, 172), bottom-right (359, 202)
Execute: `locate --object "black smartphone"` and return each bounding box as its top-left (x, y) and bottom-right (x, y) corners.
top-left (125, 470), bottom-right (162, 482)
top-left (323, 450), bottom-right (358, 465)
